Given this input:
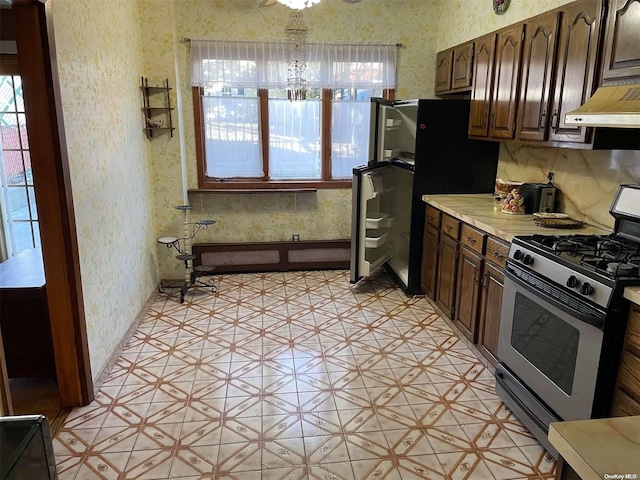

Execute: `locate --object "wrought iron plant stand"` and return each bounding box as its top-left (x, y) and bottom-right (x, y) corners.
top-left (158, 205), bottom-right (216, 303)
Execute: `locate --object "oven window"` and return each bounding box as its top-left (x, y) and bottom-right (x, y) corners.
top-left (511, 293), bottom-right (579, 395)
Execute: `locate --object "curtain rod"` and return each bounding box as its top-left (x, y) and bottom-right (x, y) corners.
top-left (182, 38), bottom-right (403, 47)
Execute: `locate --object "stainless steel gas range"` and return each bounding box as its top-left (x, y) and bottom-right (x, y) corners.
top-left (495, 184), bottom-right (640, 458)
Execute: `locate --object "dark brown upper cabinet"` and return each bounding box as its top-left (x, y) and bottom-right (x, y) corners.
top-left (435, 49), bottom-right (454, 94)
top-left (602, 0), bottom-right (640, 85)
top-left (516, 11), bottom-right (560, 142)
top-left (435, 42), bottom-right (475, 95)
top-left (469, 34), bottom-right (496, 137)
top-left (452, 42), bottom-right (475, 90)
top-left (548, 0), bottom-right (603, 145)
top-left (489, 24), bottom-right (525, 139)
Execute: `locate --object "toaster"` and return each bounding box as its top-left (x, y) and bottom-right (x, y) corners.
top-left (521, 183), bottom-right (557, 213)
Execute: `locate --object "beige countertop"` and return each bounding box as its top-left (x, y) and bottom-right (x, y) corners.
top-left (548, 416), bottom-right (640, 480)
top-left (422, 194), bottom-right (611, 242)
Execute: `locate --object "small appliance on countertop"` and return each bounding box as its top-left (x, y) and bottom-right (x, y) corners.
top-left (521, 182), bottom-right (557, 214)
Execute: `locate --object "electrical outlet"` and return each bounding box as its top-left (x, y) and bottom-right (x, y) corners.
top-left (547, 172), bottom-right (555, 184)
top-left (292, 234), bottom-right (300, 242)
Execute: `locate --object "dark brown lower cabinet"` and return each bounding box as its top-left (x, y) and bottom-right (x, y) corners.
top-left (454, 246), bottom-right (483, 342)
top-left (435, 234), bottom-right (459, 320)
top-left (611, 304), bottom-right (640, 416)
top-left (421, 223), bottom-right (439, 300)
top-left (478, 262), bottom-right (505, 365)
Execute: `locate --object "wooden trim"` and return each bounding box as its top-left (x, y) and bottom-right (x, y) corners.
top-left (192, 239), bottom-right (350, 273)
top-left (193, 86), bottom-right (207, 189)
top-left (322, 89), bottom-right (332, 181)
top-left (14, 0), bottom-right (93, 406)
top-left (0, 8), bottom-right (15, 41)
top-left (0, 54), bottom-right (20, 76)
top-left (259, 89), bottom-right (269, 180)
top-left (195, 179), bottom-right (351, 190)
top-left (384, 89), bottom-right (395, 101)
top-left (188, 188), bottom-right (318, 194)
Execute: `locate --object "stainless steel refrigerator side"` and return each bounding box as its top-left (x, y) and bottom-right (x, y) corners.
top-left (350, 168), bottom-right (363, 284)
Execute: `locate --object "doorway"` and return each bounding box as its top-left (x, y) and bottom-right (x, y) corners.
top-left (0, 0), bottom-right (93, 424)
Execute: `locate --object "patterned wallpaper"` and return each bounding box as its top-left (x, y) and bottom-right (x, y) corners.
top-left (141, 0), bottom-right (440, 279)
top-left (52, 0), bottom-right (157, 381)
top-left (436, 0), bottom-right (575, 50)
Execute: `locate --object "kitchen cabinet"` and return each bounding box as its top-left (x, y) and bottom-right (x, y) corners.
top-left (516, 11), bottom-right (560, 142)
top-left (611, 304), bottom-right (640, 416)
top-left (435, 50), bottom-right (454, 94)
top-left (548, 0), bottom-right (602, 145)
top-left (435, 215), bottom-right (460, 320)
top-left (489, 24), bottom-right (525, 139)
top-left (435, 42), bottom-right (474, 95)
top-left (479, 237), bottom-right (508, 365)
top-left (421, 206), bottom-right (441, 300)
top-left (454, 224), bottom-right (486, 341)
top-left (469, 33), bottom-right (496, 137)
top-left (601, 0), bottom-right (640, 85)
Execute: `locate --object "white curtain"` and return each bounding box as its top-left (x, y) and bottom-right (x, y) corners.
top-left (190, 40), bottom-right (397, 90)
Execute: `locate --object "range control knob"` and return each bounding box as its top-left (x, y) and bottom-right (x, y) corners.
top-left (523, 254), bottom-right (534, 266)
top-left (580, 282), bottom-right (594, 296)
top-left (566, 275), bottom-right (579, 288)
top-left (514, 250), bottom-right (523, 260)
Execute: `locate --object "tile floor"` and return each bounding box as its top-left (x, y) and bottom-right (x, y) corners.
top-left (54, 270), bottom-right (556, 480)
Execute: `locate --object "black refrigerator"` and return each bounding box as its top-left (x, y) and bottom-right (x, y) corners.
top-left (350, 98), bottom-right (500, 295)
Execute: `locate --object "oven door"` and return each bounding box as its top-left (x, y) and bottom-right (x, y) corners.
top-left (498, 264), bottom-right (605, 421)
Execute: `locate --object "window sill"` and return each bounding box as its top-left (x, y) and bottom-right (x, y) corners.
top-left (192, 180), bottom-right (352, 192)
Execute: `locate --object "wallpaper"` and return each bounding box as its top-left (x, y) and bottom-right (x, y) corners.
top-left (436, 0), bottom-right (575, 50)
top-left (141, 0), bottom-right (440, 279)
top-left (52, 0), bottom-right (157, 381)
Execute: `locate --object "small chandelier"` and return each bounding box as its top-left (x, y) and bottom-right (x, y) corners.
top-left (277, 0), bottom-right (321, 9)
top-left (284, 10), bottom-right (308, 101)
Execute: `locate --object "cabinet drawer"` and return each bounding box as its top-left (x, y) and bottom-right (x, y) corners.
top-left (441, 214), bottom-right (460, 240)
top-left (486, 236), bottom-right (509, 269)
top-left (426, 206), bottom-right (441, 227)
top-left (461, 224), bottom-right (486, 255)
top-left (625, 306), bottom-right (640, 352)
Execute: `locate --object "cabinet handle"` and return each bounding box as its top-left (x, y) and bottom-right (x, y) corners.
top-left (445, 224), bottom-right (453, 233)
top-left (474, 266), bottom-right (481, 284)
top-left (539, 110), bottom-right (546, 130)
top-left (490, 112), bottom-right (495, 130)
top-left (493, 250), bottom-right (505, 260)
top-left (481, 272), bottom-right (488, 289)
top-left (483, 109), bottom-right (489, 129)
top-left (466, 236), bottom-right (477, 244)
top-left (551, 110), bottom-right (559, 133)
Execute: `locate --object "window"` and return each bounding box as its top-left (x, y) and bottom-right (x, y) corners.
top-left (0, 63), bottom-right (39, 258)
top-left (191, 41), bottom-right (396, 189)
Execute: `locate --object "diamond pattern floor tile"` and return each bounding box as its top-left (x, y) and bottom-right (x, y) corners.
top-left (57, 270), bottom-right (555, 479)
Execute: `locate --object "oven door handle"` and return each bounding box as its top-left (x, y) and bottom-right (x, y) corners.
top-left (505, 269), bottom-right (605, 330)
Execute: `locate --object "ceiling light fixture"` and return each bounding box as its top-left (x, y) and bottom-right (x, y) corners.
top-left (276, 0), bottom-right (321, 10)
top-left (284, 10), bottom-right (309, 101)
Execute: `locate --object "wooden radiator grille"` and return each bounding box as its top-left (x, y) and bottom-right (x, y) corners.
top-left (192, 240), bottom-right (350, 274)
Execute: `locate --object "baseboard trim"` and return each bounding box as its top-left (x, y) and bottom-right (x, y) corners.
top-left (91, 288), bottom-right (157, 395)
top-left (192, 239), bottom-right (350, 273)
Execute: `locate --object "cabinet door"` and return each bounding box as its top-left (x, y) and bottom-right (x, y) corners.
top-left (489, 24), bottom-right (525, 139)
top-left (516, 12), bottom-right (560, 142)
top-left (435, 50), bottom-right (454, 94)
top-left (478, 262), bottom-right (504, 365)
top-left (452, 42), bottom-right (474, 90)
top-left (421, 223), bottom-right (440, 300)
top-left (454, 246), bottom-right (483, 342)
top-left (602, 0), bottom-right (640, 85)
top-left (469, 34), bottom-right (496, 137)
top-left (549, 0), bottom-right (602, 144)
top-left (435, 234), bottom-right (459, 320)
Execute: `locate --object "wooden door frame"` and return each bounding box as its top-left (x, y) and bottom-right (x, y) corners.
top-left (1, 0), bottom-right (94, 408)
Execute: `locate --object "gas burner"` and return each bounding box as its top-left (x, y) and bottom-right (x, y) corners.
top-left (552, 239), bottom-right (595, 254)
top-left (606, 262), bottom-right (638, 277)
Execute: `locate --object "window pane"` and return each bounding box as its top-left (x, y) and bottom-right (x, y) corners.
top-left (331, 89), bottom-right (381, 179)
top-left (8, 186), bottom-right (29, 220)
top-left (202, 92), bottom-right (263, 179)
top-left (2, 150), bottom-right (26, 185)
top-left (11, 221), bottom-right (35, 254)
top-left (268, 91), bottom-right (321, 180)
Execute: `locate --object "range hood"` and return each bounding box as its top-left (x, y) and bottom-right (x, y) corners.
top-left (565, 85), bottom-right (640, 129)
